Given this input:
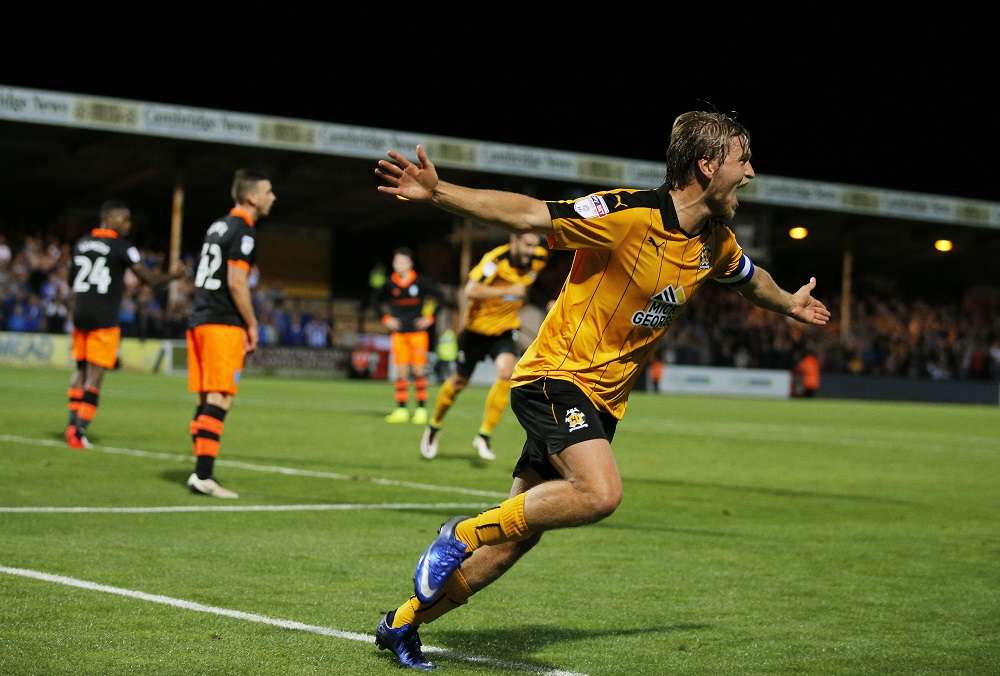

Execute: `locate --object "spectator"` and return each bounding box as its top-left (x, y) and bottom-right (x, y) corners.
top-left (7, 304), bottom-right (28, 332)
top-left (304, 315), bottom-right (331, 348)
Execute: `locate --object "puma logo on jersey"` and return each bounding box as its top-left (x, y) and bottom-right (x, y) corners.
top-left (647, 236), bottom-right (663, 254)
top-left (613, 193), bottom-right (628, 210)
top-left (207, 221), bottom-right (228, 237)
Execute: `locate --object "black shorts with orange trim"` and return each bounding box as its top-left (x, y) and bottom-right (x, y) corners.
top-left (509, 378), bottom-right (618, 481)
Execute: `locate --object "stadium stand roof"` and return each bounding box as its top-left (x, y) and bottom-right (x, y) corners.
top-left (2, 85), bottom-right (998, 299)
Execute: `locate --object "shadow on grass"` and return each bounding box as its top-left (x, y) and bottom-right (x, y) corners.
top-left (359, 410), bottom-right (408, 420)
top-left (159, 469), bottom-right (193, 486)
top-left (626, 476), bottom-right (916, 506)
top-left (49, 430), bottom-right (104, 445)
top-left (231, 455), bottom-right (416, 473)
top-left (596, 521), bottom-right (743, 538)
top-left (389, 622), bottom-right (712, 672)
top-left (153, 470), bottom-right (491, 514)
top-left (416, 452), bottom-right (496, 470)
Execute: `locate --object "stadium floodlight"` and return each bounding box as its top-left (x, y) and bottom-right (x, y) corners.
top-left (934, 239), bottom-right (954, 252)
top-left (788, 226), bottom-right (809, 240)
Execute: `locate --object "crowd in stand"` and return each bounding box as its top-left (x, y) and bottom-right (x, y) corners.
top-left (2, 232), bottom-right (998, 381)
top-left (0, 232), bottom-right (336, 349)
top-left (665, 284), bottom-right (1000, 381)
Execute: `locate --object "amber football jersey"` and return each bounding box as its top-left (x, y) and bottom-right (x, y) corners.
top-left (464, 243), bottom-right (548, 336)
top-left (511, 185), bottom-right (755, 419)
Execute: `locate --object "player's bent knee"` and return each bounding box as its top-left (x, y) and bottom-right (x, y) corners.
top-left (583, 486), bottom-right (623, 523)
top-left (206, 392), bottom-right (234, 410)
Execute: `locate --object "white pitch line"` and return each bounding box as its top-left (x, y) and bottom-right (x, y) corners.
top-left (0, 565), bottom-right (586, 676)
top-left (0, 502), bottom-right (488, 514)
top-left (0, 434), bottom-right (507, 499)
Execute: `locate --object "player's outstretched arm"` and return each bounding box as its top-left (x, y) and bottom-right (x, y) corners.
top-left (739, 267), bottom-right (831, 326)
top-left (131, 262), bottom-right (187, 287)
top-left (376, 145), bottom-right (552, 235)
top-left (464, 279), bottom-right (526, 300)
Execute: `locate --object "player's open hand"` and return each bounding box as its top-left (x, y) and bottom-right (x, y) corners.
top-left (788, 277), bottom-right (831, 326)
top-left (376, 145), bottom-right (438, 202)
top-left (244, 324), bottom-right (259, 354)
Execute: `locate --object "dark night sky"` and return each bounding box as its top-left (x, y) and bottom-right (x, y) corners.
top-left (4, 5), bottom-right (994, 201)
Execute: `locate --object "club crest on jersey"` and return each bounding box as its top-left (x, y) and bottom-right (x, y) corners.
top-left (699, 244), bottom-right (712, 270)
top-left (573, 195), bottom-right (609, 219)
top-left (409, 285), bottom-right (419, 296)
top-left (631, 285), bottom-right (686, 328)
top-left (565, 407), bottom-right (589, 432)
top-left (241, 235), bottom-right (254, 255)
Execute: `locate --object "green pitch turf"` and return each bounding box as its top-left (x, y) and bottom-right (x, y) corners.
top-left (1, 367), bottom-right (998, 674)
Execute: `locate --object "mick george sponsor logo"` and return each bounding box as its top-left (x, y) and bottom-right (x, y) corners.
top-left (631, 285), bottom-right (686, 329)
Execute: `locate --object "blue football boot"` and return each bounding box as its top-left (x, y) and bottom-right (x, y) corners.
top-left (413, 516), bottom-right (471, 604)
top-left (375, 612), bottom-right (435, 671)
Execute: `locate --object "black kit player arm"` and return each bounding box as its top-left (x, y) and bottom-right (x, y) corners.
top-left (127, 247), bottom-right (186, 287)
top-left (66, 255), bottom-right (78, 317)
top-left (225, 227), bottom-right (259, 350)
top-left (374, 282), bottom-right (402, 331)
top-left (227, 264), bottom-right (259, 352)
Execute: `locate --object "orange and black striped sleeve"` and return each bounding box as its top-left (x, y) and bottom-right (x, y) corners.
top-left (225, 226), bottom-right (256, 272)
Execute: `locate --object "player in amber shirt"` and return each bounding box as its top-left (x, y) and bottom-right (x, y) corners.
top-left (371, 111), bottom-right (831, 669)
top-left (419, 234), bottom-right (547, 461)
